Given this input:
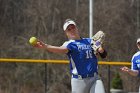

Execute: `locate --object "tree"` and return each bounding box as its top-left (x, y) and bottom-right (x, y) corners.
top-left (111, 72), bottom-right (123, 89)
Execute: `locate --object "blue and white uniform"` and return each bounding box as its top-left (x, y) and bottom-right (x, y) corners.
top-left (131, 51), bottom-right (140, 93)
top-left (131, 51), bottom-right (140, 77)
top-left (62, 38), bottom-right (105, 93)
top-left (63, 38), bottom-right (97, 76)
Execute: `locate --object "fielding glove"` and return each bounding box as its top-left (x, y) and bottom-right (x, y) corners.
top-left (91, 31), bottom-right (105, 53)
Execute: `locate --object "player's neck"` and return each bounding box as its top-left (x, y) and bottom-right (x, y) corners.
top-left (69, 36), bottom-right (81, 40)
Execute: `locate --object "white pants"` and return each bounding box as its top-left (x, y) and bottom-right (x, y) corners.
top-left (71, 75), bottom-right (105, 93)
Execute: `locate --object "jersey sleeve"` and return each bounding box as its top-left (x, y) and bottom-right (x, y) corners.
top-left (62, 41), bottom-right (73, 52)
top-left (131, 56), bottom-right (138, 70)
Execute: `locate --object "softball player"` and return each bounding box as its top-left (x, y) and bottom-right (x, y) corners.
top-left (121, 38), bottom-right (140, 93)
top-left (33, 19), bottom-right (107, 93)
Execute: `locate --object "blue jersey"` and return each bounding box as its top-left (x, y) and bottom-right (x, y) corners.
top-left (62, 38), bottom-right (98, 76)
top-left (131, 51), bottom-right (140, 71)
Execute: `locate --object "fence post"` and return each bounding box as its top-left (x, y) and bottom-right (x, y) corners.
top-left (108, 65), bottom-right (110, 93)
top-left (45, 63), bottom-right (47, 93)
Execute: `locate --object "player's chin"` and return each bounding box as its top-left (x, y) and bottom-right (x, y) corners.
top-left (68, 35), bottom-right (76, 39)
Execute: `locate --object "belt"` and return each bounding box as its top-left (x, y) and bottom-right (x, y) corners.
top-left (72, 72), bottom-right (97, 79)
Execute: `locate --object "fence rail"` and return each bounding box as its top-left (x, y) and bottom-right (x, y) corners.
top-left (0, 58), bottom-right (131, 65)
top-left (0, 58), bottom-right (131, 93)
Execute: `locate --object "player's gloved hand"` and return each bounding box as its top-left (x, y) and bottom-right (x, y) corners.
top-left (92, 31), bottom-right (105, 44)
top-left (91, 40), bottom-right (102, 53)
top-left (91, 31), bottom-right (105, 54)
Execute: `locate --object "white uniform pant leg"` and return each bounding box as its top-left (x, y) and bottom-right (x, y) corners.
top-left (71, 78), bottom-right (90, 93)
top-left (71, 77), bottom-right (96, 93)
top-left (90, 79), bottom-right (105, 93)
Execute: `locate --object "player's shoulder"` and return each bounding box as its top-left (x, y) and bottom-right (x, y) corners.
top-left (132, 51), bottom-right (140, 59)
top-left (133, 51), bottom-right (140, 57)
top-left (82, 37), bottom-right (91, 40)
top-left (62, 40), bottom-right (75, 47)
top-left (82, 38), bottom-right (92, 43)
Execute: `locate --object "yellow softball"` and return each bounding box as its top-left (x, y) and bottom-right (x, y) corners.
top-left (29, 37), bottom-right (38, 45)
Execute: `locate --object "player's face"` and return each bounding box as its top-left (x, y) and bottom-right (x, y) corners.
top-left (65, 24), bottom-right (80, 40)
top-left (137, 42), bottom-right (140, 50)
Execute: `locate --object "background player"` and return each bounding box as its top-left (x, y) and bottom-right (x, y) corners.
top-left (121, 38), bottom-right (140, 93)
top-left (31, 19), bottom-right (107, 93)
